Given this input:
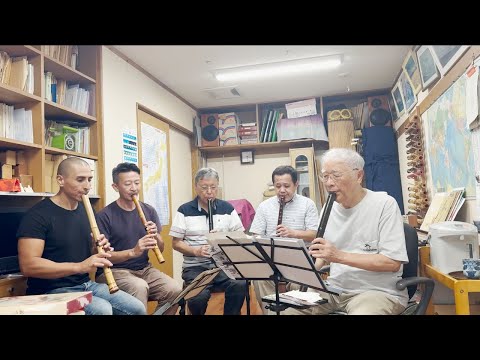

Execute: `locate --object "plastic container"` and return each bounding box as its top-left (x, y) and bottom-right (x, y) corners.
top-left (429, 221), bottom-right (479, 274)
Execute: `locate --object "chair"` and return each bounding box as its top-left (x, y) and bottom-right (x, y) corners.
top-left (396, 222), bottom-right (435, 315)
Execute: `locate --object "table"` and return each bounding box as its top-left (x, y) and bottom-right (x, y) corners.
top-left (419, 246), bottom-right (480, 315)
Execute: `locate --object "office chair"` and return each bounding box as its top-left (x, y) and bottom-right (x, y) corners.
top-left (396, 222), bottom-right (435, 315)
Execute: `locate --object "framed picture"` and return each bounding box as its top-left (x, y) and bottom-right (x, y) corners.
top-left (416, 45), bottom-right (440, 89)
top-left (388, 92), bottom-right (398, 122)
top-left (402, 50), bottom-right (422, 95)
top-left (391, 80), bottom-right (405, 117)
top-left (240, 150), bottom-right (254, 164)
top-left (430, 45), bottom-right (470, 76)
top-left (399, 70), bottom-right (417, 113)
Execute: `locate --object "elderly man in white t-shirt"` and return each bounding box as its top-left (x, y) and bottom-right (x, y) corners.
top-left (288, 148), bottom-right (408, 315)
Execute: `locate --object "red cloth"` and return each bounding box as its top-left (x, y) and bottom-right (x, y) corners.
top-left (0, 178), bottom-right (21, 192)
top-left (227, 199), bottom-right (256, 230)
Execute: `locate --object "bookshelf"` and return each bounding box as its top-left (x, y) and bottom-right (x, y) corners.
top-left (0, 45), bottom-right (104, 210)
top-left (197, 90), bottom-right (390, 157)
top-left (198, 99), bottom-right (327, 157)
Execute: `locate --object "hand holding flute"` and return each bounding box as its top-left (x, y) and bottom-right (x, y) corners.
top-left (309, 192), bottom-right (337, 267)
top-left (81, 194), bottom-right (119, 294)
top-left (275, 196), bottom-right (294, 237)
top-left (132, 195), bottom-right (165, 264)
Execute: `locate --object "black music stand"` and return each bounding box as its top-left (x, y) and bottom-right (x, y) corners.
top-left (206, 231), bottom-right (276, 315)
top-left (253, 236), bottom-right (342, 315)
top-left (207, 232), bottom-right (341, 315)
top-left (152, 267), bottom-right (221, 315)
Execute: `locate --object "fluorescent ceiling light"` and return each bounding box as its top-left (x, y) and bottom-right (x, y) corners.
top-left (214, 54), bottom-right (343, 82)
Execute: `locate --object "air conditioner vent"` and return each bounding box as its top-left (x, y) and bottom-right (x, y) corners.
top-left (203, 86), bottom-right (241, 100)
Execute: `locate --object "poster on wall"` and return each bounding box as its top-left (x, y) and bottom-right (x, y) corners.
top-left (122, 129), bottom-right (138, 165)
top-left (141, 122), bottom-right (169, 226)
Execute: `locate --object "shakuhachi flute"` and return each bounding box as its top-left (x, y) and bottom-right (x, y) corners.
top-left (277, 196), bottom-right (285, 227)
top-left (317, 192), bottom-right (336, 238)
top-left (207, 199), bottom-right (214, 231)
top-left (132, 195), bottom-right (165, 264)
top-left (81, 194), bottom-right (119, 294)
top-left (300, 192), bottom-right (337, 291)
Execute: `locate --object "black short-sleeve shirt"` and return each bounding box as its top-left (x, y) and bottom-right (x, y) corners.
top-left (16, 198), bottom-right (92, 295)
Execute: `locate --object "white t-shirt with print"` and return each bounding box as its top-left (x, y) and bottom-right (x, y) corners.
top-left (323, 189), bottom-right (409, 307)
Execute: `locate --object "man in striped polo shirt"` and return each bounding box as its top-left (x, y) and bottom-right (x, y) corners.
top-left (170, 167), bottom-right (247, 315)
top-left (249, 165), bottom-right (319, 314)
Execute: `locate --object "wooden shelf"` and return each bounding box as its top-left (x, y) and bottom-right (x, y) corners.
top-left (0, 192), bottom-right (99, 199)
top-left (0, 83), bottom-right (42, 105)
top-left (0, 45), bottom-right (41, 57)
top-left (0, 137), bottom-right (42, 150)
top-left (0, 45), bottom-right (104, 210)
top-left (44, 100), bottom-right (96, 124)
top-left (199, 139), bottom-right (327, 155)
top-left (0, 192), bottom-right (53, 197)
top-left (45, 146), bottom-right (98, 160)
top-left (44, 55), bottom-right (96, 86)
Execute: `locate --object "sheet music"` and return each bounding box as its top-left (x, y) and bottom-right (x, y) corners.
top-left (262, 290), bottom-right (324, 307)
top-left (254, 236), bottom-right (341, 294)
top-left (209, 245), bottom-right (241, 280)
top-left (206, 231), bottom-right (273, 280)
top-left (254, 237), bottom-right (317, 284)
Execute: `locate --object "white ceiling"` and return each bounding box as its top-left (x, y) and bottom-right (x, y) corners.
top-left (113, 45), bottom-right (411, 109)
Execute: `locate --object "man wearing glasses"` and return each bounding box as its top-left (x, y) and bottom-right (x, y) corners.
top-left (171, 167), bottom-right (247, 315)
top-left (288, 148), bottom-right (408, 315)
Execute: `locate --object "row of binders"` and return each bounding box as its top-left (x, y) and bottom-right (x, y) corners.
top-left (0, 103), bottom-right (33, 143)
top-left (0, 52), bottom-right (34, 94)
top-left (45, 72), bottom-right (94, 115)
top-left (259, 109), bottom-right (283, 143)
top-left (42, 45), bottom-right (79, 70)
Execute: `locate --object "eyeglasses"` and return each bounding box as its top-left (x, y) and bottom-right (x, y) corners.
top-left (320, 168), bottom-right (358, 183)
top-left (198, 185), bottom-right (218, 192)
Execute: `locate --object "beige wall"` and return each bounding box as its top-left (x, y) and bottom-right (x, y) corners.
top-left (101, 46), bottom-right (196, 283)
top-left (206, 152), bottom-right (291, 209)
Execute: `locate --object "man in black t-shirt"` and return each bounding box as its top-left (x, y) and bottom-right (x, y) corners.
top-left (16, 157), bottom-right (146, 315)
top-left (95, 162), bottom-right (181, 313)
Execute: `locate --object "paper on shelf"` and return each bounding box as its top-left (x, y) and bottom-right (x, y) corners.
top-left (285, 98), bottom-right (317, 119)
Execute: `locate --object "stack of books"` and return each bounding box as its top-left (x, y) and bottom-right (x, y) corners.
top-left (238, 122), bottom-right (258, 144)
top-left (420, 187), bottom-right (466, 232)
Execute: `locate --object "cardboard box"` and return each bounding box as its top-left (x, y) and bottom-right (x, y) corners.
top-left (1, 164), bottom-right (12, 179)
top-left (51, 176), bottom-right (59, 194)
top-left (13, 163), bottom-right (28, 176)
top-left (19, 174), bottom-right (33, 188)
top-left (45, 159), bottom-right (55, 177)
top-left (16, 151), bottom-right (26, 165)
top-left (0, 151), bottom-right (16, 165)
top-left (44, 176), bottom-right (52, 193)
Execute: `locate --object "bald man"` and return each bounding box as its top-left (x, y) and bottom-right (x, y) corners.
top-left (17, 157), bottom-right (146, 315)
